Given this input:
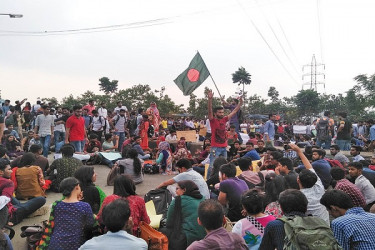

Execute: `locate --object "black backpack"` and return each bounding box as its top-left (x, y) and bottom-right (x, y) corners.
top-left (316, 118), bottom-right (329, 141)
top-left (144, 188), bottom-right (172, 218)
top-left (147, 125), bottom-right (154, 138)
top-left (238, 172), bottom-right (265, 189)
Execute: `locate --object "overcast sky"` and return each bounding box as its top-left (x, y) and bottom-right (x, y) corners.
top-left (1, 0), bottom-right (375, 107)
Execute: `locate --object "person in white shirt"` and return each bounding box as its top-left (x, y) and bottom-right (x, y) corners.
top-left (114, 101), bottom-right (128, 116)
top-left (165, 130), bottom-right (177, 142)
top-left (97, 102), bottom-right (108, 119)
top-left (348, 162), bottom-right (375, 210)
top-left (90, 110), bottom-right (106, 139)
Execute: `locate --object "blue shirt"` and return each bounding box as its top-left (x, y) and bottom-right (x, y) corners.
top-left (264, 120), bottom-right (275, 140)
top-left (79, 230), bottom-right (147, 250)
top-left (331, 207), bottom-right (375, 250)
top-left (242, 149), bottom-right (261, 160)
top-left (370, 125), bottom-right (375, 141)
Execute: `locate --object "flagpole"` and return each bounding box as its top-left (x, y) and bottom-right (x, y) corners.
top-left (208, 74), bottom-right (223, 99)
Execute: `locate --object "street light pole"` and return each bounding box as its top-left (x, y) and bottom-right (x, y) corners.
top-left (0, 13), bottom-right (23, 18)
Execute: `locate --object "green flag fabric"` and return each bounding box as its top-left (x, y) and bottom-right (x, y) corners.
top-left (174, 52), bottom-right (210, 96)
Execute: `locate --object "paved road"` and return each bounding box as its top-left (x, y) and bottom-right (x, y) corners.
top-left (11, 157), bottom-right (171, 249)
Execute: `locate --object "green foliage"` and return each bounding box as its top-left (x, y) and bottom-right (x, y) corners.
top-left (293, 89), bottom-right (320, 118)
top-left (232, 67), bottom-right (251, 93)
top-left (99, 77), bottom-right (118, 95)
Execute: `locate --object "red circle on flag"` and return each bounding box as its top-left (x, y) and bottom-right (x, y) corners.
top-left (187, 69), bottom-right (200, 82)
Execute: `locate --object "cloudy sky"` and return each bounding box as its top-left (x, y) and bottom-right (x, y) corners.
top-left (1, 0), bottom-right (374, 107)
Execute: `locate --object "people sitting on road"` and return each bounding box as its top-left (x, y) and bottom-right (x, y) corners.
top-left (115, 148), bottom-right (144, 184)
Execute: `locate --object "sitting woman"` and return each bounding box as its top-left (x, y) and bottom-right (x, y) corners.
top-left (165, 180), bottom-right (206, 248)
top-left (97, 175), bottom-right (150, 235)
top-left (155, 141), bottom-right (173, 175)
top-left (74, 166), bottom-right (103, 214)
top-left (115, 149), bottom-right (144, 184)
top-left (206, 157), bottom-right (227, 198)
top-left (39, 177), bottom-right (94, 250)
top-left (232, 189), bottom-right (276, 249)
top-left (264, 173), bottom-right (286, 218)
top-left (11, 152), bottom-right (45, 200)
top-left (4, 135), bottom-right (23, 158)
top-left (173, 139), bottom-right (191, 162)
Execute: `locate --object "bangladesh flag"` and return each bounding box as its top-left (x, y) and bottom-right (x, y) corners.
top-left (174, 52), bottom-right (210, 96)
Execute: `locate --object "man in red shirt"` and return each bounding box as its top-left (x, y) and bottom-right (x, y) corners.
top-left (82, 100), bottom-right (96, 116)
top-left (207, 89), bottom-right (242, 177)
top-left (65, 105), bottom-right (87, 152)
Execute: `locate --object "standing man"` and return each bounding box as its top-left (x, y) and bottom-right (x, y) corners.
top-left (264, 114), bottom-right (276, 148)
top-left (111, 109), bottom-right (127, 151)
top-left (34, 105), bottom-right (54, 157)
top-left (222, 98), bottom-right (243, 144)
top-left (82, 100), bottom-right (96, 116)
top-left (65, 105), bottom-right (87, 152)
top-left (97, 102), bottom-right (108, 119)
top-left (316, 111), bottom-right (335, 149)
top-left (90, 110), bottom-right (105, 140)
top-left (207, 89), bottom-right (242, 176)
top-left (336, 111), bottom-right (352, 151)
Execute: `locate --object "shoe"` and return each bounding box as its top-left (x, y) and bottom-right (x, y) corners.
top-left (27, 205), bottom-right (49, 218)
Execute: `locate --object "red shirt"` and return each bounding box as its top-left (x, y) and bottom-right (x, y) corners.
top-left (210, 116), bottom-right (229, 147)
top-left (82, 104), bottom-right (96, 116)
top-left (66, 115), bottom-right (85, 141)
top-left (0, 176), bottom-right (16, 216)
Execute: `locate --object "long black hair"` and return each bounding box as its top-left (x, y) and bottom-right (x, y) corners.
top-left (19, 152), bottom-right (36, 167)
top-left (60, 177), bottom-right (80, 197)
top-left (126, 149), bottom-right (142, 175)
top-left (74, 166), bottom-right (95, 187)
top-left (113, 175), bottom-right (136, 198)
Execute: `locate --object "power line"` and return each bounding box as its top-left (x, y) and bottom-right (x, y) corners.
top-left (253, 0), bottom-right (300, 76)
top-left (235, 0), bottom-right (300, 86)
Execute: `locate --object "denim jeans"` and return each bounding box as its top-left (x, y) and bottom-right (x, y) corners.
top-left (114, 132), bottom-right (126, 151)
top-left (70, 140), bottom-right (86, 152)
top-left (54, 131), bottom-right (65, 153)
top-left (11, 196), bottom-right (46, 224)
top-left (40, 135), bottom-right (51, 157)
top-left (316, 136), bottom-right (332, 149)
top-left (207, 147), bottom-right (227, 178)
top-left (336, 139), bottom-right (351, 151)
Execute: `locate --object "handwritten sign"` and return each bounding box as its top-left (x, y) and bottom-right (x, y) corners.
top-left (176, 130), bottom-right (197, 142)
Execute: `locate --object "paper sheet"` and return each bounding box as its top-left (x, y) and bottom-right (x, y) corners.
top-left (145, 200), bottom-right (163, 229)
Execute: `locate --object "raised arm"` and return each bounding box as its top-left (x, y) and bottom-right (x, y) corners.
top-left (208, 89), bottom-right (214, 120)
top-left (227, 97), bottom-right (243, 120)
top-left (289, 143), bottom-right (312, 170)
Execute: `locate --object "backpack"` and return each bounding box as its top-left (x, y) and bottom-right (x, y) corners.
top-left (127, 117), bottom-right (138, 134)
top-left (143, 163), bottom-right (159, 174)
top-left (144, 188), bottom-right (172, 218)
top-left (278, 216), bottom-right (342, 250)
top-left (148, 124), bottom-right (155, 138)
top-left (316, 118), bottom-right (329, 141)
top-left (325, 158), bottom-right (344, 169)
top-left (238, 172), bottom-right (265, 189)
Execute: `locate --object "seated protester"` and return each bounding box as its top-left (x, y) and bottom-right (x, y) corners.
top-left (228, 140), bottom-right (242, 161)
top-left (330, 144), bottom-right (350, 168)
top-left (260, 189), bottom-right (336, 250)
top-left (20, 130), bottom-right (35, 152)
top-left (297, 149), bottom-right (332, 189)
top-left (237, 157), bottom-right (264, 189)
top-left (193, 143), bottom-right (211, 165)
top-left (41, 177), bottom-right (94, 250)
top-left (84, 133), bottom-right (102, 163)
top-left (102, 133), bottom-right (119, 152)
top-left (97, 175), bottom-right (150, 236)
top-left (0, 158), bottom-right (46, 226)
top-left (174, 139), bottom-right (191, 162)
top-left (291, 142), bottom-right (329, 224)
top-left (255, 140), bottom-right (267, 157)
top-left (264, 173), bottom-right (286, 219)
top-left (74, 166), bottom-right (102, 214)
top-left (241, 142), bottom-right (261, 161)
top-left (132, 136), bottom-right (150, 160)
top-left (164, 180), bottom-right (206, 248)
top-left (11, 144), bottom-right (49, 172)
top-left (0, 206), bottom-right (13, 250)
top-left (5, 124), bottom-right (20, 141)
top-left (237, 142), bottom-right (252, 157)
top-left (115, 149), bottom-right (144, 184)
top-left (80, 199), bottom-right (147, 250)
top-left (206, 157), bottom-right (227, 197)
top-left (232, 189), bottom-right (276, 249)
top-left (4, 135), bottom-right (23, 158)
top-left (282, 144), bottom-right (297, 160)
top-left (155, 141), bottom-right (173, 175)
top-left (157, 158), bottom-right (210, 199)
top-left (218, 163), bottom-right (249, 222)
top-left (331, 167), bottom-right (366, 208)
top-left (350, 145), bottom-right (365, 162)
top-left (28, 133), bottom-right (42, 151)
top-left (348, 162), bottom-right (375, 211)
top-left (121, 136), bottom-right (135, 152)
top-left (320, 190), bottom-right (375, 250)
top-left (226, 125), bottom-right (239, 146)
top-left (187, 199), bottom-right (248, 250)
top-left (361, 162), bottom-right (375, 187)
top-left (259, 150), bottom-right (282, 177)
top-left (11, 153), bottom-right (46, 200)
top-left (46, 144), bottom-right (82, 192)
top-left (275, 157), bottom-right (299, 189)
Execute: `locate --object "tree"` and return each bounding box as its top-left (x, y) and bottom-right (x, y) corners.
top-left (41, 97), bottom-right (59, 106)
top-left (99, 77), bottom-right (118, 95)
top-left (293, 89), bottom-right (320, 119)
top-left (232, 67), bottom-right (251, 94)
top-left (353, 74), bottom-right (375, 108)
top-left (267, 86), bottom-right (279, 103)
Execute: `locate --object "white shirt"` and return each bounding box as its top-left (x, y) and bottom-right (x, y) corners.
top-left (54, 114), bottom-right (65, 132)
top-left (206, 119), bottom-right (211, 133)
top-left (92, 116), bottom-right (105, 131)
top-left (97, 107), bottom-right (107, 118)
top-left (114, 106), bottom-right (128, 115)
top-left (355, 175), bottom-right (375, 204)
top-left (300, 168), bottom-right (330, 225)
top-left (165, 134), bottom-right (177, 142)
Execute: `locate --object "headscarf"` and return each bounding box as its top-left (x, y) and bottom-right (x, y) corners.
top-left (177, 180), bottom-right (203, 199)
top-left (158, 141), bottom-right (170, 152)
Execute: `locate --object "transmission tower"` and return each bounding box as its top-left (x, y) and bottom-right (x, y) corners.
top-left (302, 54), bottom-right (325, 92)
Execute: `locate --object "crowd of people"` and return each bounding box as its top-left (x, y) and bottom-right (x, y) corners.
top-left (0, 93), bottom-right (375, 250)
